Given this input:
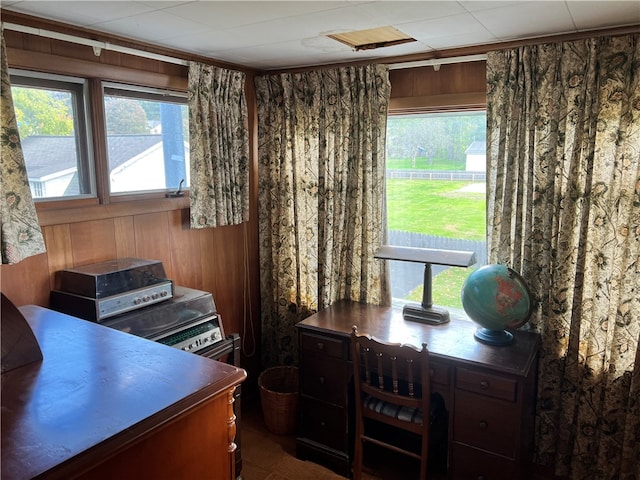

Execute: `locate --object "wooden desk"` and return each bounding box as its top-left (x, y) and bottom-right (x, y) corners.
top-left (2, 305), bottom-right (246, 480)
top-left (295, 300), bottom-right (540, 479)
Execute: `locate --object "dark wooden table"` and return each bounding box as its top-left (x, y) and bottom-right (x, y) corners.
top-left (295, 300), bottom-right (541, 479)
top-left (2, 305), bottom-right (246, 480)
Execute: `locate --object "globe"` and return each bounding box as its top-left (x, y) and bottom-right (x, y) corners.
top-left (460, 264), bottom-right (534, 345)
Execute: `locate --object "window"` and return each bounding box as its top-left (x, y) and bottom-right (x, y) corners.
top-left (9, 71), bottom-right (190, 202)
top-left (10, 70), bottom-right (94, 200)
top-left (385, 111), bottom-right (487, 311)
top-left (103, 83), bottom-right (189, 195)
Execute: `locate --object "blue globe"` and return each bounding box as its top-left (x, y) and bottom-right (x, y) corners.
top-left (461, 264), bottom-right (533, 345)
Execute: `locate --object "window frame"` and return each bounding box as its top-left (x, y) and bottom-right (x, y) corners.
top-left (384, 104), bottom-right (488, 309)
top-left (9, 68), bottom-right (96, 202)
top-left (102, 81), bottom-right (189, 198)
top-left (7, 69), bottom-right (190, 210)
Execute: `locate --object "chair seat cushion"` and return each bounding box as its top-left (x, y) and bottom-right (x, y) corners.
top-left (363, 393), bottom-right (445, 425)
top-left (363, 394), bottom-right (423, 423)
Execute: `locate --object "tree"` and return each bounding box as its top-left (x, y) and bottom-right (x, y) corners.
top-left (104, 97), bottom-right (149, 134)
top-left (12, 87), bottom-right (74, 138)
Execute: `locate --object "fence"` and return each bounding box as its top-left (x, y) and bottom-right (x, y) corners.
top-left (386, 169), bottom-right (486, 181)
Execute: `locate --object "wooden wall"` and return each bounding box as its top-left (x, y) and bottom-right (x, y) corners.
top-left (389, 61), bottom-right (486, 112)
top-left (0, 12), bottom-right (486, 399)
top-left (0, 21), bottom-right (262, 396)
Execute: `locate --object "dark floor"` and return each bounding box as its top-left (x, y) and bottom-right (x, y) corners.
top-left (240, 400), bottom-right (447, 480)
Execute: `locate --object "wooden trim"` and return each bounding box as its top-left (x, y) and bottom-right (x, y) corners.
top-left (389, 92), bottom-right (486, 114)
top-left (36, 197), bottom-right (190, 227)
top-left (6, 47), bottom-right (187, 90)
top-left (88, 78), bottom-right (110, 203)
top-left (34, 197), bottom-right (99, 211)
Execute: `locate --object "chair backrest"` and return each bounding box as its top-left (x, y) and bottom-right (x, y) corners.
top-left (350, 325), bottom-right (431, 432)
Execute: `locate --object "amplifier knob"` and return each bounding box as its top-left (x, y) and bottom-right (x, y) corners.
top-left (143, 295), bottom-right (151, 302)
top-left (133, 297), bottom-right (142, 305)
top-left (160, 290), bottom-right (168, 297)
top-left (152, 293), bottom-right (159, 300)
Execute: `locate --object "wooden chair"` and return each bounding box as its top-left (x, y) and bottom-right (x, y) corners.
top-left (350, 325), bottom-right (432, 479)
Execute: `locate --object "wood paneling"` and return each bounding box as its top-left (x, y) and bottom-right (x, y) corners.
top-left (69, 219), bottom-right (118, 266)
top-left (389, 61), bottom-right (486, 113)
top-left (114, 216), bottom-right (137, 258)
top-left (1, 254), bottom-right (51, 307)
top-left (133, 212), bottom-right (173, 278)
top-left (167, 209), bottom-right (203, 288)
top-left (42, 224), bottom-right (74, 289)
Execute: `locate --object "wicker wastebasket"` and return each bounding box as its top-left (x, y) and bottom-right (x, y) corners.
top-left (258, 366), bottom-right (299, 435)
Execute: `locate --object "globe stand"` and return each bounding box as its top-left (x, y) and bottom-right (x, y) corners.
top-left (474, 328), bottom-right (514, 346)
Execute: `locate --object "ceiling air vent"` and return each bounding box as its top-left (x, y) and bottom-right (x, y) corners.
top-left (327, 26), bottom-right (416, 51)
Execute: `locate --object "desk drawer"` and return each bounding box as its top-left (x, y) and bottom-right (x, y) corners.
top-left (300, 397), bottom-right (348, 452)
top-left (453, 389), bottom-right (519, 458)
top-left (301, 332), bottom-right (347, 360)
top-left (456, 367), bottom-right (517, 402)
top-left (301, 354), bottom-right (349, 405)
top-left (430, 361), bottom-right (451, 388)
top-left (450, 443), bottom-right (518, 479)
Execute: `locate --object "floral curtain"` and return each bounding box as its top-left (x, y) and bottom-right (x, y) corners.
top-left (255, 64), bottom-right (391, 366)
top-left (188, 62), bottom-right (249, 228)
top-left (0, 28), bottom-right (46, 264)
top-left (486, 34), bottom-right (640, 479)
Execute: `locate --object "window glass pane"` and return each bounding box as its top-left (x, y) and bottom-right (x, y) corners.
top-left (10, 74), bottom-right (93, 200)
top-left (386, 111), bottom-right (487, 310)
top-left (104, 86), bottom-right (189, 194)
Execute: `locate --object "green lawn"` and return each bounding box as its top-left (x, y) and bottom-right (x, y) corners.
top-left (386, 176), bottom-right (486, 308)
top-left (386, 179), bottom-right (485, 242)
top-left (406, 266), bottom-right (478, 309)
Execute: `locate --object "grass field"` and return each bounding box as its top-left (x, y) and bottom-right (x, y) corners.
top-left (386, 176), bottom-right (486, 308)
top-left (386, 179), bottom-right (485, 242)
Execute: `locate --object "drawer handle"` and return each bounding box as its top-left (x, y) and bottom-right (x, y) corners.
top-left (316, 342), bottom-right (325, 351)
top-left (319, 376), bottom-right (325, 385)
top-left (477, 476), bottom-right (486, 480)
top-left (478, 420), bottom-right (488, 430)
top-left (320, 421), bottom-right (326, 428)
top-left (479, 380), bottom-right (489, 390)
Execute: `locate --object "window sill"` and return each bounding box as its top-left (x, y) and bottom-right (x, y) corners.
top-left (35, 195), bottom-right (190, 227)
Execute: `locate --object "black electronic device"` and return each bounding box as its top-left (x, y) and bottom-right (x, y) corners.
top-left (50, 258), bottom-right (173, 322)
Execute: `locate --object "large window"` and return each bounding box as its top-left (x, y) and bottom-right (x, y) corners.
top-left (10, 70), bottom-right (94, 200)
top-left (10, 71), bottom-right (189, 201)
top-left (385, 111), bottom-right (487, 310)
top-left (103, 83), bottom-right (189, 195)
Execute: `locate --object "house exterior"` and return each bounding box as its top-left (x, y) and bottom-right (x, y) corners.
top-left (22, 134), bottom-right (189, 197)
top-left (465, 140), bottom-right (486, 172)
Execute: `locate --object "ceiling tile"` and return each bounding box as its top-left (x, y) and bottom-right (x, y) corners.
top-left (567, 1), bottom-right (640, 29)
top-left (471, 2), bottom-right (576, 40)
top-left (95, 10), bottom-right (210, 42)
top-left (4, 1), bottom-right (158, 27)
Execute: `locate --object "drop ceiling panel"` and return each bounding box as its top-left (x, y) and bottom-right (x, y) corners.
top-left (566, 1), bottom-right (640, 30)
top-left (471, 2), bottom-right (577, 40)
top-left (5, 1), bottom-right (158, 26)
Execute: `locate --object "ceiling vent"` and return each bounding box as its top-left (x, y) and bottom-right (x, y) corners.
top-left (327, 26), bottom-right (416, 51)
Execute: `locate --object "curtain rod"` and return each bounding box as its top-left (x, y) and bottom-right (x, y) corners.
top-left (388, 54), bottom-right (487, 70)
top-left (2, 21), bottom-right (189, 66)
